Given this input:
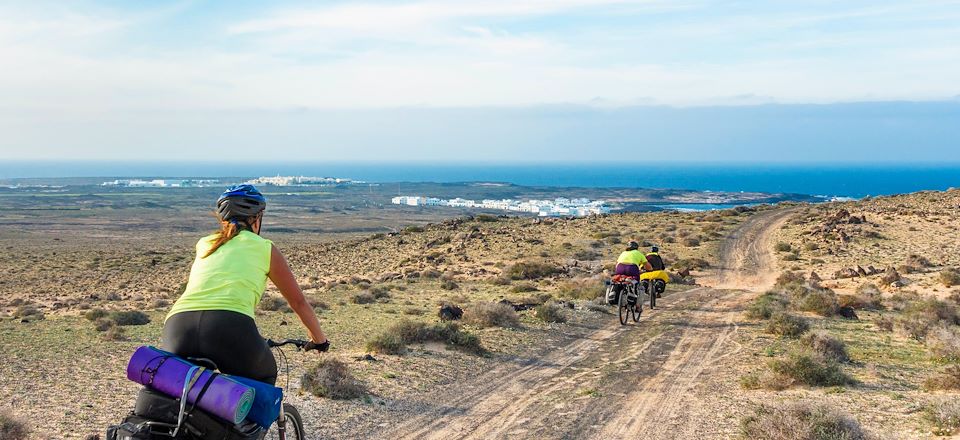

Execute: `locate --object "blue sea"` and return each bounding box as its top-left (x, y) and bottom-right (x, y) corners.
top-left (2, 161), bottom-right (959, 198)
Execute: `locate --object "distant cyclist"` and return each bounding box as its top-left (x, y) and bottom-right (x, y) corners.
top-left (646, 246), bottom-right (665, 271)
top-left (162, 184), bottom-right (329, 385)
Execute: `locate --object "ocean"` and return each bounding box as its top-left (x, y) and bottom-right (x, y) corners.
top-left (2, 161), bottom-right (959, 198)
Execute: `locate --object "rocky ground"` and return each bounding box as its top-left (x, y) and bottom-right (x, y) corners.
top-left (774, 190), bottom-right (960, 299)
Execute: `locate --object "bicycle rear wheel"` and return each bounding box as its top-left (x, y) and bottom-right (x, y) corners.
top-left (262, 404), bottom-right (306, 440)
top-left (631, 296), bottom-right (642, 322)
top-left (618, 288), bottom-right (629, 325)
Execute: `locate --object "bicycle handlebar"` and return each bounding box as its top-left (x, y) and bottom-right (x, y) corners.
top-left (266, 338), bottom-right (327, 352)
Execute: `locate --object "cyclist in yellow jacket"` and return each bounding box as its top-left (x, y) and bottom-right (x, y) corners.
top-left (615, 241), bottom-right (653, 278)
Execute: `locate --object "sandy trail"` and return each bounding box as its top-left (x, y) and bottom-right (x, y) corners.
top-left (358, 208), bottom-right (793, 440)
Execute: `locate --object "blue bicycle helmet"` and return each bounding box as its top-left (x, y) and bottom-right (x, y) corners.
top-left (216, 184), bottom-right (266, 221)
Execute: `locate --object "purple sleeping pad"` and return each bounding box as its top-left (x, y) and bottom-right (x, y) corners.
top-left (126, 346), bottom-right (255, 425)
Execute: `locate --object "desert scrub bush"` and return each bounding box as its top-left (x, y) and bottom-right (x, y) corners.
top-left (94, 318), bottom-right (116, 332)
top-left (801, 331), bottom-right (849, 362)
top-left (366, 332), bottom-right (407, 355)
top-left (350, 292), bottom-right (376, 305)
top-left (802, 242), bottom-right (819, 251)
top-left (745, 292), bottom-right (788, 320)
top-left (510, 282), bottom-right (538, 293)
top-left (941, 267), bottom-right (960, 287)
top-left (926, 326), bottom-right (960, 362)
top-left (301, 359), bottom-right (367, 399)
top-left (774, 242), bottom-right (792, 252)
top-left (534, 302), bottom-right (567, 323)
top-left (841, 283), bottom-right (884, 310)
top-left (475, 214), bottom-right (498, 222)
top-left (463, 302), bottom-right (520, 328)
top-left (681, 237), bottom-right (700, 247)
top-left (671, 258), bottom-right (710, 272)
top-left (739, 402), bottom-right (865, 440)
top-left (367, 320), bottom-right (483, 355)
top-left (259, 296), bottom-right (291, 312)
top-left (12, 305), bottom-right (43, 320)
top-left (775, 271), bottom-right (805, 288)
top-left (875, 315), bottom-right (894, 332)
top-left (104, 326), bottom-right (127, 341)
top-left (440, 279), bottom-right (459, 290)
top-left (925, 399), bottom-right (960, 436)
top-left (557, 278), bottom-right (604, 300)
top-left (795, 289), bottom-right (839, 316)
top-left (781, 253), bottom-right (799, 262)
top-left (402, 225), bottom-right (425, 233)
top-left (571, 249), bottom-right (601, 260)
top-left (768, 350), bottom-right (852, 387)
top-left (0, 410), bottom-right (29, 440)
top-left (503, 261), bottom-right (563, 280)
top-left (84, 308), bottom-right (109, 321)
top-left (110, 310), bottom-right (150, 326)
top-left (765, 312), bottom-right (809, 338)
top-left (923, 365), bottom-right (960, 391)
top-left (898, 298), bottom-right (960, 340)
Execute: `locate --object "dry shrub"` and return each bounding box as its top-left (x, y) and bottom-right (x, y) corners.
top-left (104, 326), bottom-right (127, 341)
top-left (464, 302), bottom-right (520, 328)
top-left (681, 237), bottom-right (700, 247)
top-left (801, 331), bottom-right (849, 362)
top-left (503, 261), bottom-right (563, 280)
top-left (301, 359), bottom-right (367, 399)
top-left (94, 318), bottom-right (115, 332)
top-left (367, 320), bottom-right (482, 355)
top-left (739, 402), bottom-right (865, 440)
top-left (875, 316), bottom-right (894, 332)
top-left (774, 242), bottom-right (793, 252)
top-left (440, 279), bottom-right (459, 290)
top-left (926, 326), bottom-right (960, 362)
top-left (12, 305), bottom-right (43, 320)
top-left (510, 282), bottom-right (538, 293)
top-left (110, 310), bottom-right (150, 326)
top-left (769, 350), bottom-right (852, 387)
top-left (350, 292), bottom-right (376, 305)
top-left (923, 365), bottom-right (960, 391)
top-left (940, 268), bottom-right (960, 287)
top-left (766, 312), bottom-right (810, 338)
top-left (775, 271), bottom-right (805, 288)
top-left (746, 292), bottom-right (788, 320)
top-left (84, 309), bottom-right (108, 321)
top-left (840, 284), bottom-right (884, 310)
top-left (557, 278), bottom-right (604, 300)
top-left (366, 332), bottom-right (407, 355)
top-left (0, 410), bottom-right (29, 440)
top-left (534, 302), bottom-right (567, 324)
top-left (260, 296), bottom-right (291, 312)
top-left (795, 289), bottom-right (839, 316)
top-left (897, 299), bottom-right (960, 340)
top-left (925, 399), bottom-right (960, 436)
top-left (671, 258), bottom-right (710, 272)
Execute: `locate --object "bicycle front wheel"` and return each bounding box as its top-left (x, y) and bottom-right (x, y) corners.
top-left (263, 404), bottom-right (306, 440)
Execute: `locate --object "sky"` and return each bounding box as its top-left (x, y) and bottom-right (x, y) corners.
top-left (1, 0), bottom-right (959, 162)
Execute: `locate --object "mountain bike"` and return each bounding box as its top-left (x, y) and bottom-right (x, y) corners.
top-left (607, 277), bottom-right (641, 325)
top-left (108, 338), bottom-right (320, 440)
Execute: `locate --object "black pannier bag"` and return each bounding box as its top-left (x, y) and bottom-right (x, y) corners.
top-left (106, 387), bottom-right (262, 440)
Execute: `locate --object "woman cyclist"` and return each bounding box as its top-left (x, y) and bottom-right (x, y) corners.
top-left (162, 184), bottom-right (328, 385)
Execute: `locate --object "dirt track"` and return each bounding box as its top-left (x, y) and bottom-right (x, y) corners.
top-left (347, 208), bottom-right (793, 440)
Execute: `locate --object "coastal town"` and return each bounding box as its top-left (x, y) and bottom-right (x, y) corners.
top-left (391, 195), bottom-right (611, 217)
top-left (100, 175), bottom-right (354, 188)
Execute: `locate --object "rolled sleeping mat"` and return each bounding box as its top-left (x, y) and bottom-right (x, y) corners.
top-left (230, 375), bottom-right (283, 429)
top-left (126, 346), bottom-right (255, 425)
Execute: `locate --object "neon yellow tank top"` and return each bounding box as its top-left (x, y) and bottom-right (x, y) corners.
top-left (166, 230), bottom-right (273, 320)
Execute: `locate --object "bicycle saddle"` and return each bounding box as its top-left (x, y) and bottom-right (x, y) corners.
top-left (186, 357), bottom-right (219, 371)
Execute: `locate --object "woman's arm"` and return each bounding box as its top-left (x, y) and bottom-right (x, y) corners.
top-left (268, 245), bottom-right (327, 344)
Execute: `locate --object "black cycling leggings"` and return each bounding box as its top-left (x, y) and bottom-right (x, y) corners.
top-left (161, 310), bottom-right (278, 385)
